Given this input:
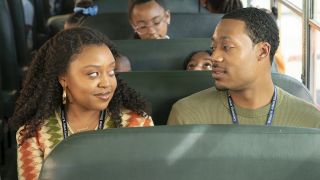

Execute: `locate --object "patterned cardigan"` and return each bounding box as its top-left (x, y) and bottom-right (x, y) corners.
top-left (16, 109), bottom-right (154, 180)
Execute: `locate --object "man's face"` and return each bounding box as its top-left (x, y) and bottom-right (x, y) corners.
top-left (211, 19), bottom-right (261, 91)
top-left (130, 1), bottom-right (170, 39)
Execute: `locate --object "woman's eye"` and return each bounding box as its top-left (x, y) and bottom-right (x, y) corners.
top-left (203, 63), bottom-right (213, 69)
top-left (187, 64), bottom-right (195, 69)
top-left (88, 72), bottom-right (98, 77)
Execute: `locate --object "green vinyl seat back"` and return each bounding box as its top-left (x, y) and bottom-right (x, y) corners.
top-left (118, 71), bottom-right (314, 125)
top-left (114, 38), bottom-right (211, 71)
top-left (168, 13), bottom-right (223, 38)
top-left (95, 0), bottom-right (199, 13)
top-left (39, 125), bottom-right (320, 180)
top-left (0, 0), bottom-right (19, 118)
top-left (6, 0), bottom-right (29, 67)
top-left (119, 71), bottom-right (214, 125)
top-left (82, 13), bottom-right (134, 40)
top-left (82, 13), bottom-right (222, 40)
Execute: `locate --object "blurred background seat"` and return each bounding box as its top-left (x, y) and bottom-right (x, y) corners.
top-left (114, 38), bottom-right (211, 70)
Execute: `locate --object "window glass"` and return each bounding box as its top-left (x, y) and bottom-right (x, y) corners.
top-left (287, 0), bottom-right (302, 9)
top-left (311, 29), bottom-right (320, 108)
top-left (314, 0), bottom-right (320, 23)
top-left (249, 0), bottom-right (270, 10)
top-left (278, 4), bottom-right (303, 81)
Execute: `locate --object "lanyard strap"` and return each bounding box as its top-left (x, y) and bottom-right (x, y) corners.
top-left (227, 87), bottom-right (278, 125)
top-left (60, 106), bottom-right (106, 139)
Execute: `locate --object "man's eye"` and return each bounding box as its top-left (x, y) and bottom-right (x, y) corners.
top-left (88, 72), bottom-right (98, 77)
top-left (223, 45), bottom-right (233, 51)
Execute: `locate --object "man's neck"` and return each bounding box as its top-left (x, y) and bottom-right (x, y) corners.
top-left (229, 79), bottom-right (275, 109)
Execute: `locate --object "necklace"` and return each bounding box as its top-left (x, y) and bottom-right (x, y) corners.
top-left (60, 106), bottom-right (106, 139)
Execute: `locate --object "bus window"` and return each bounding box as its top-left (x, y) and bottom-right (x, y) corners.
top-left (314, 30), bottom-right (320, 107)
top-left (278, 3), bottom-right (302, 81)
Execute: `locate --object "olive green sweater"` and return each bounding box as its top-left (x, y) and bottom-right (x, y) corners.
top-left (168, 87), bottom-right (320, 128)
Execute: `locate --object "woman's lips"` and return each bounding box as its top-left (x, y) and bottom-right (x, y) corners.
top-left (94, 92), bottom-right (111, 101)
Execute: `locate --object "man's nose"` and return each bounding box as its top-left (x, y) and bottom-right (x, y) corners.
top-left (211, 50), bottom-right (223, 62)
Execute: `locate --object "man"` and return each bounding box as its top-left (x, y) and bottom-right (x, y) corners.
top-left (167, 8), bottom-right (320, 127)
top-left (128, 0), bottom-right (170, 39)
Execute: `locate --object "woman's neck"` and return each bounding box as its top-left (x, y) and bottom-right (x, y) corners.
top-left (65, 104), bottom-right (101, 132)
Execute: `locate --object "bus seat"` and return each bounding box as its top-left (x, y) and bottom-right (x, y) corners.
top-left (39, 125), bottom-right (320, 180)
top-left (114, 38), bottom-right (211, 70)
top-left (272, 73), bottom-right (314, 103)
top-left (82, 13), bottom-right (134, 40)
top-left (169, 13), bottom-right (223, 38)
top-left (119, 71), bottom-right (213, 125)
top-left (0, 0), bottom-right (19, 118)
top-left (95, 0), bottom-right (128, 13)
top-left (118, 71), bottom-right (314, 125)
top-left (96, 0), bottom-right (199, 13)
top-left (6, 0), bottom-right (30, 67)
top-left (82, 13), bottom-right (222, 40)
top-left (47, 14), bottom-right (69, 36)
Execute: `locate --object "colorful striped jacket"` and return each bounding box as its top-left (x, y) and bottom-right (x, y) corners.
top-left (16, 109), bottom-right (153, 180)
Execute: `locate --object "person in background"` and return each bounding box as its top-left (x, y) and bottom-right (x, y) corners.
top-left (115, 55), bottom-right (132, 72)
top-left (168, 8), bottom-right (320, 127)
top-left (64, 0), bottom-right (97, 29)
top-left (12, 27), bottom-right (153, 180)
top-left (200, 0), bottom-right (243, 13)
top-left (128, 0), bottom-right (171, 39)
top-left (184, 50), bottom-right (213, 71)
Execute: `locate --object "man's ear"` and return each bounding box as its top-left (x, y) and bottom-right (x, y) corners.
top-left (256, 42), bottom-right (271, 61)
top-left (165, 10), bottom-right (171, 25)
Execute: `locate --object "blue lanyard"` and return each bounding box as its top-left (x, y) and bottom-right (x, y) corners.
top-left (227, 87), bottom-right (278, 125)
top-left (60, 106), bottom-right (106, 139)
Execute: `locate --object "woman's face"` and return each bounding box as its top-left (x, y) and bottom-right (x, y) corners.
top-left (59, 45), bottom-right (117, 111)
top-left (186, 51), bottom-right (213, 71)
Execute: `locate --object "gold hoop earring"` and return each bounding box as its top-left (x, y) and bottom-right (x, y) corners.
top-left (62, 89), bottom-right (67, 104)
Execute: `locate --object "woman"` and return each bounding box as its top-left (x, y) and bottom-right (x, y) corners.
top-left (12, 27), bottom-right (153, 180)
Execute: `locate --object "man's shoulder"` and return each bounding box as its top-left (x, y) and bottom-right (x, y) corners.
top-left (278, 87), bottom-right (320, 116)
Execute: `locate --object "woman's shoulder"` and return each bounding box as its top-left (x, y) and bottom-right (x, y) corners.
top-left (16, 112), bottom-right (62, 144)
top-left (121, 109), bottom-right (154, 127)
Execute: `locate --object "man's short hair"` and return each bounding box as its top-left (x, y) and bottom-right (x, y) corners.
top-left (222, 7), bottom-right (279, 63)
top-left (128, 0), bottom-right (167, 21)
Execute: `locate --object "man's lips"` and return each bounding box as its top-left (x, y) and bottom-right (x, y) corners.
top-left (212, 67), bottom-right (227, 79)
